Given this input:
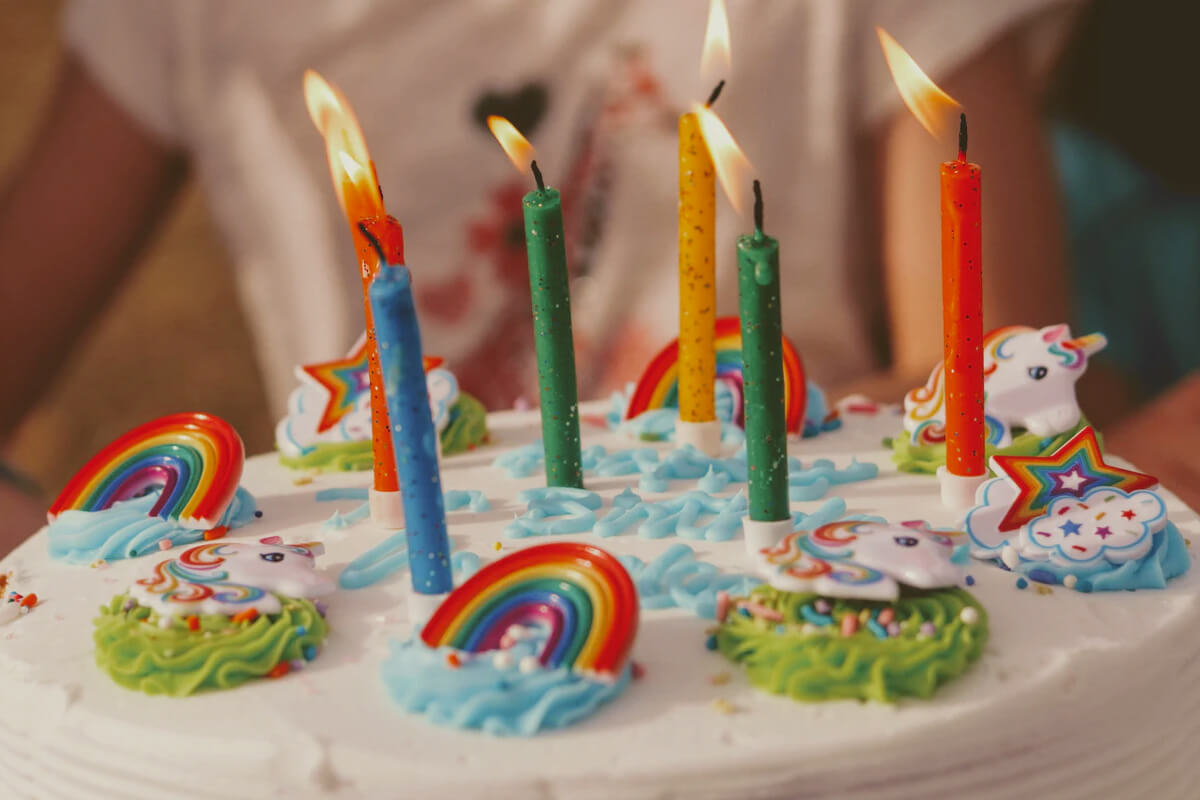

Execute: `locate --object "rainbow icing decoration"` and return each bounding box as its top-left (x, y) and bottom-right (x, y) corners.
top-left (48, 412), bottom-right (245, 529)
top-left (624, 316), bottom-right (806, 433)
top-left (421, 542), bottom-right (638, 680)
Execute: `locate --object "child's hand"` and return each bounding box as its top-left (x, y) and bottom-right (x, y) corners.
top-left (1107, 372), bottom-right (1200, 512)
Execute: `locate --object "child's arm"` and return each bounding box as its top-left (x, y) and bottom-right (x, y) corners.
top-left (0, 54), bottom-right (188, 443)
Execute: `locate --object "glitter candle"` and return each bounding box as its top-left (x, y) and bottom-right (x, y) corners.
top-left (523, 161), bottom-right (584, 489)
top-left (941, 113), bottom-right (984, 478)
top-left (366, 236), bottom-right (452, 608)
top-left (736, 182), bottom-right (788, 523)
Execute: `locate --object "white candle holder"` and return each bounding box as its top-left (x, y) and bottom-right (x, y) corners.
top-left (937, 466), bottom-right (987, 511)
top-left (674, 418), bottom-right (723, 457)
top-left (369, 487), bottom-right (405, 529)
top-left (743, 518), bottom-right (792, 558)
top-left (408, 588), bottom-right (450, 626)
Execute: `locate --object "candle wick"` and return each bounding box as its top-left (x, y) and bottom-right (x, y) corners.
top-left (357, 221), bottom-right (388, 264)
top-left (705, 79), bottom-right (726, 108)
top-left (752, 179), bottom-right (764, 234)
top-left (957, 112), bottom-right (968, 161)
top-left (530, 160), bottom-right (546, 191)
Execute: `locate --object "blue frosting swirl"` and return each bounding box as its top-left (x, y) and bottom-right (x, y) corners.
top-left (381, 635), bottom-right (631, 736)
top-left (46, 486), bottom-right (256, 564)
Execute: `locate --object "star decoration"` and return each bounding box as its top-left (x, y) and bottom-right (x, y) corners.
top-left (990, 426), bottom-right (1158, 532)
top-left (1060, 520), bottom-right (1082, 536)
top-left (1095, 525), bottom-right (1112, 539)
top-left (299, 333), bottom-right (445, 433)
top-left (1122, 509), bottom-right (1137, 520)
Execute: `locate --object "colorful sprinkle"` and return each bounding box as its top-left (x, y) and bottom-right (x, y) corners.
top-left (840, 614), bottom-right (858, 637)
top-left (254, 510), bottom-right (263, 518)
top-left (268, 662), bottom-right (291, 679)
top-left (157, 540), bottom-right (172, 551)
top-left (813, 598), bottom-right (832, 615)
top-left (303, 645), bottom-right (317, 661)
top-left (1015, 577), bottom-right (1028, 590)
top-left (203, 526), bottom-right (229, 541)
top-left (866, 619), bottom-right (887, 639)
top-left (185, 615), bottom-right (199, 631)
top-left (705, 634), bottom-right (718, 651)
top-left (710, 698), bottom-right (738, 715)
top-left (632, 661), bottom-right (646, 680)
top-left (919, 621), bottom-right (936, 637)
top-left (886, 621), bottom-right (900, 637)
top-left (18, 593), bottom-right (37, 610)
top-left (446, 652), bottom-right (462, 668)
top-left (965, 575), bottom-right (975, 586)
top-left (738, 600), bottom-right (783, 622)
top-left (231, 608), bottom-right (259, 624)
top-left (800, 605), bottom-right (833, 626)
top-left (1063, 574), bottom-right (1079, 590)
top-left (715, 591), bottom-right (731, 623)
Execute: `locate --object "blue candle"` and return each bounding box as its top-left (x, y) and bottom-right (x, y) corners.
top-left (367, 258), bottom-right (452, 599)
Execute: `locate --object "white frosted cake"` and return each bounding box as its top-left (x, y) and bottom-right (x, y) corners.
top-left (2, 401), bottom-right (1198, 800)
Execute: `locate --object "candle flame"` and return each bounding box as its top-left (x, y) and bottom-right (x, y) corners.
top-left (876, 27), bottom-right (961, 142)
top-left (303, 69), bottom-right (383, 221)
top-left (487, 115), bottom-right (537, 176)
top-left (700, 0), bottom-right (731, 84)
top-left (695, 104), bottom-right (753, 214)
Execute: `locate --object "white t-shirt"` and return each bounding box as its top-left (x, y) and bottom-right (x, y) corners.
top-left (64, 0), bottom-right (1071, 413)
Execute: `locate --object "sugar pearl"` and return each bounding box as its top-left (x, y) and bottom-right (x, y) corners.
top-left (518, 656), bottom-right (540, 674)
top-left (158, 617), bottom-right (173, 629)
top-left (1063, 574), bottom-right (1078, 590)
top-left (492, 651), bottom-right (514, 670)
top-left (919, 621), bottom-right (937, 638)
top-left (959, 607), bottom-right (980, 625)
top-left (814, 599), bottom-right (833, 615)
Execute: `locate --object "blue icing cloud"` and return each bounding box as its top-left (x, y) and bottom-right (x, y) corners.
top-left (381, 633), bottom-right (631, 736)
top-left (618, 543), bottom-right (761, 619)
top-left (46, 486), bottom-right (257, 564)
top-left (504, 488), bottom-right (603, 539)
top-left (1000, 521), bottom-right (1190, 592)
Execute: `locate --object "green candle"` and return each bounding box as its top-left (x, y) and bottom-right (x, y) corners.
top-left (523, 161), bottom-right (583, 488)
top-left (737, 181), bottom-right (788, 522)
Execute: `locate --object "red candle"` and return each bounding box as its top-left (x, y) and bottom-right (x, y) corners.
top-left (940, 113), bottom-right (984, 477)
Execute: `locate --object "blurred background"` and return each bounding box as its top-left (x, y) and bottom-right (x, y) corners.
top-left (2, 0), bottom-right (1198, 494)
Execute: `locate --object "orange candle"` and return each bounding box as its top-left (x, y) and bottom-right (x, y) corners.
top-left (940, 113), bottom-right (984, 477)
top-left (304, 72), bottom-right (402, 496)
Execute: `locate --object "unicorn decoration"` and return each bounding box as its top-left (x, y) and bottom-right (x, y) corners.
top-left (751, 520), bottom-right (965, 601)
top-left (904, 324), bottom-right (1107, 448)
top-left (129, 540), bottom-right (334, 619)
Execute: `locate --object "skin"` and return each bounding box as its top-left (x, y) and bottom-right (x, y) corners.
top-left (0, 27), bottom-right (1195, 558)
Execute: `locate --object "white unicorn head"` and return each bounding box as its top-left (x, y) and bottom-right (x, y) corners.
top-left (904, 324), bottom-right (1106, 448)
top-left (129, 540), bottom-right (334, 618)
top-left (753, 520), bottom-right (964, 601)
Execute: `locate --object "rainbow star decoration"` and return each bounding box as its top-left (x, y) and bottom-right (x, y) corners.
top-left (989, 426), bottom-right (1158, 532)
top-left (421, 542), bottom-right (638, 680)
top-left (624, 316), bottom-right (806, 434)
top-left (299, 333), bottom-right (443, 433)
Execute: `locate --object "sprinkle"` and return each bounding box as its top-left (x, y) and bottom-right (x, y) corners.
top-left (840, 614), bottom-right (858, 637)
top-left (709, 671), bottom-right (731, 685)
top-left (737, 607), bottom-right (752, 618)
top-left (186, 616), bottom-right (199, 631)
top-left (775, 624), bottom-right (786, 633)
top-left (254, 510), bottom-right (264, 518)
top-left (858, 608), bottom-right (872, 625)
top-left (965, 575), bottom-right (975, 586)
top-left (866, 619), bottom-right (887, 639)
top-left (1035, 584), bottom-right (1053, 596)
top-left (877, 608), bottom-right (895, 626)
top-left (1015, 577), bottom-right (1028, 590)
top-left (959, 607), bottom-right (980, 625)
top-left (90, 559), bottom-right (107, 569)
top-left (715, 591), bottom-right (731, 623)
top-left (492, 651), bottom-right (514, 670)
top-left (157, 616), bottom-right (173, 629)
top-left (293, 476), bottom-right (313, 486)
top-left (231, 608), bottom-right (259, 624)
top-left (886, 622), bottom-right (901, 637)
top-left (290, 659), bottom-right (305, 671)
top-left (711, 698), bottom-right (737, 715)
top-left (1028, 568), bottom-right (1057, 585)
top-left (18, 594), bottom-right (37, 610)
top-left (268, 662), bottom-right (291, 679)
top-left (492, 541), bottom-right (503, 551)
top-left (122, 598), bottom-right (136, 612)
top-left (303, 645), bottom-right (317, 661)
top-left (919, 621), bottom-right (936, 638)
top-left (631, 661), bottom-right (646, 680)
top-left (705, 634), bottom-right (719, 651)
top-left (204, 526), bottom-right (228, 541)
top-left (446, 652), bottom-right (462, 668)
top-left (738, 600), bottom-right (783, 622)
top-left (800, 605), bottom-right (833, 626)
top-left (814, 598), bottom-right (832, 615)
top-left (518, 655), bottom-right (540, 674)
top-left (1063, 574), bottom-right (1078, 590)
top-left (157, 539), bottom-right (172, 551)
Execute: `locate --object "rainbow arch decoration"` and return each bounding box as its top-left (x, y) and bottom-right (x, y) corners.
top-left (624, 316), bottom-right (806, 433)
top-left (421, 542), bottom-right (638, 680)
top-left (48, 412), bottom-right (245, 529)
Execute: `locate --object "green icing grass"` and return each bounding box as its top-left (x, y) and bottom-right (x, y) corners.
top-left (94, 594), bottom-right (328, 696)
top-left (886, 419), bottom-right (1095, 475)
top-left (278, 392), bottom-right (490, 472)
top-left (715, 585), bottom-right (987, 703)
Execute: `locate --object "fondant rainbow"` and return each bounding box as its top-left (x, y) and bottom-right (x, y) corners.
top-left (48, 412), bottom-right (245, 529)
top-left (421, 542), bottom-right (638, 680)
top-left (624, 316), bottom-right (806, 433)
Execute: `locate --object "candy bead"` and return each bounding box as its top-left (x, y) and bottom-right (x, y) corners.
top-left (814, 598), bottom-right (832, 614)
top-left (959, 607), bottom-right (980, 625)
top-left (840, 614), bottom-right (858, 637)
top-left (715, 591), bottom-right (731, 623)
top-left (518, 656), bottom-right (540, 674)
top-left (877, 608), bottom-right (895, 626)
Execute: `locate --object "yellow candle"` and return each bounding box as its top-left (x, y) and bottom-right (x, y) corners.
top-left (677, 83), bottom-right (723, 424)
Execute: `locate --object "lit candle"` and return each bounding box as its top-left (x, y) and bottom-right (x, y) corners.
top-left (489, 117), bottom-right (583, 489)
top-left (676, 0), bottom-right (731, 457)
top-left (304, 70), bottom-right (405, 527)
top-left (876, 29), bottom-right (987, 509)
top-left (941, 114), bottom-right (984, 479)
top-left (363, 228), bottom-right (452, 618)
top-left (737, 182), bottom-right (790, 530)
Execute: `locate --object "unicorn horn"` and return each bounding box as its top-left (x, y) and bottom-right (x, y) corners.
top-left (1065, 332), bottom-right (1107, 356)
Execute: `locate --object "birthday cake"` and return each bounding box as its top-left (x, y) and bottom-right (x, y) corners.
top-left (2, 401), bottom-right (1199, 799)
